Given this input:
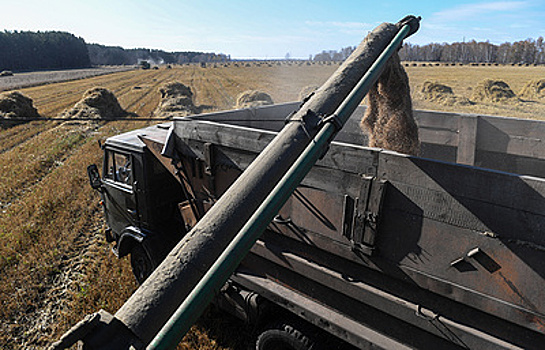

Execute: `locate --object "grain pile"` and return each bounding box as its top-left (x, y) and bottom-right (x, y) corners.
top-left (471, 79), bottom-right (518, 103)
top-left (154, 82), bottom-right (196, 118)
top-left (0, 91), bottom-right (40, 127)
top-left (360, 54), bottom-right (420, 156)
top-left (235, 90), bottom-right (273, 108)
top-left (419, 81), bottom-right (472, 106)
top-left (60, 87), bottom-right (126, 120)
top-left (519, 79), bottom-right (545, 100)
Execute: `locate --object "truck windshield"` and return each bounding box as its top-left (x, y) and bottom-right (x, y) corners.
top-left (105, 151), bottom-right (132, 186)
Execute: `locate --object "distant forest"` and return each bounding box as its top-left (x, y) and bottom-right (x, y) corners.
top-left (313, 38), bottom-right (545, 65)
top-left (0, 31), bottom-right (90, 71)
top-left (0, 30), bottom-right (229, 72)
top-left (87, 44), bottom-right (230, 66)
top-left (3, 30), bottom-right (545, 72)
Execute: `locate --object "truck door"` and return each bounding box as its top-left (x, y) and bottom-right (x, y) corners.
top-left (102, 149), bottom-right (139, 236)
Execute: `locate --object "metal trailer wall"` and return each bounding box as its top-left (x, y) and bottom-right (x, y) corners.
top-left (191, 102), bottom-right (545, 178)
top-left (168, 108), bottom-right (545, 348)
top-left (97, 103), bottom-right (545, 348)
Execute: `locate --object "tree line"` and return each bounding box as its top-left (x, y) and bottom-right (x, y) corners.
top-left (0, 31), bottom-right (90, 71)
top-left (311, 46), bottom-right (356, 62)
top-left (0, 30), bottom-right (230, 72)
top-left (399, 38), bottom-right (545, 64)
top-left (313, 38), bottom-right (545, 65)
top-left (87, 44), bottom-right (229, 66)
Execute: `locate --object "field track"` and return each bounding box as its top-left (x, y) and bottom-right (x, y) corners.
top-left (1, 63), bottom-right (545, 350)
top-left (0, 67), bottom-right (135, 92)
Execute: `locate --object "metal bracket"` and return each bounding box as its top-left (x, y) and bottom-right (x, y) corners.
top-left (342, 178), bottom-right (386, 257)
top-left (204, 142), bottom-right (215, 176)
top-left (319, 113), bottom-right (343, 133)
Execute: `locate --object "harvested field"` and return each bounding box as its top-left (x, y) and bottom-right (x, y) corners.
top-left (1, 62), bottom-right (545, 350)
top-left (404, 63), bottom-right (545, 119)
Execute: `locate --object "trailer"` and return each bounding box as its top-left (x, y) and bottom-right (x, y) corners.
top-left (84, 101), bottom-right (545, 349)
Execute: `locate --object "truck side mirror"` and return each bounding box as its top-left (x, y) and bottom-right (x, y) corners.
top-left (87, 164), bottom-right (102, 190)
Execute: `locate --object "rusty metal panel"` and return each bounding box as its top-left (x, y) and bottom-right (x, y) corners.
top-left (375, 151), bottom-right (545, 334)
top-left (241, 235), bottom-right (544, 349)
top-left (163, 112), bottom-right (545, 340)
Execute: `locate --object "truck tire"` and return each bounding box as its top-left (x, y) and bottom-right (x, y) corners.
top-left (256, 321), bottom-right (320, 350)
top-left (130, 243), bottom-right (154, 284)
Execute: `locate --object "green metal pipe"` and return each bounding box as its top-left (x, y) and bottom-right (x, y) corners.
top-left (148, 19), bottom-right (417, 350)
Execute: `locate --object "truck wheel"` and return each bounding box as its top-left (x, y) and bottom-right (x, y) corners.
top-left (256, 321), bottom-right (320, 350)
top-left (130, 244), bottom-right (154, 284)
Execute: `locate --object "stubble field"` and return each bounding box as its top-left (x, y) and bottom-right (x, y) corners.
top-left (0, 62), bottom-right (544, 350)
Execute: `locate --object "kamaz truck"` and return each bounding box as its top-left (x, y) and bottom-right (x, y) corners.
top-left (54, 16), bottom-right (545, 350)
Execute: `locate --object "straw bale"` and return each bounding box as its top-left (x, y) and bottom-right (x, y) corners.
top-left (235, 90), bottom-right (273, 109)
top-left (519, 79), bottom-right (545, 100)
top-left (0, 91), bottom-right (40, 127)
top-left (419, 81), bottom-right (472, 106)
top-left (154, 82), bottom-right (196, 118)
top-left (61, 87), bottom-right (125, 120)
top-left (471, 79), bottom-right (518, 103)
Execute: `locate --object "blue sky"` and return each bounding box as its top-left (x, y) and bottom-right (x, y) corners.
top-left (2, 0), bottom-right (544, 59)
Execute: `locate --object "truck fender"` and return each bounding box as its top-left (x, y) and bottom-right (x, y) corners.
top-left (114, 226), bottom-right (146, 258)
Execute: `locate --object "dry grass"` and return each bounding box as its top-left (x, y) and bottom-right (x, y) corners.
top-left (1, 62), bottom-right (545, 350)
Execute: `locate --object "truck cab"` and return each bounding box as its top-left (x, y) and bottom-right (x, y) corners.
top-left (88, 122), bottom-right (186, 282)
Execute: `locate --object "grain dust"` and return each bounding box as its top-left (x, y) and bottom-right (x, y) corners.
top-left (360, 54), bottom-right (420, 156)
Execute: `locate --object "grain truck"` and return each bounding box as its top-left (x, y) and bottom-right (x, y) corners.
top-left (53, 16), bottom-right (545, 350)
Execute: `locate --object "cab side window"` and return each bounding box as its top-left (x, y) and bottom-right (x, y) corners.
top-left (105, 151), bottom-right (133, 186)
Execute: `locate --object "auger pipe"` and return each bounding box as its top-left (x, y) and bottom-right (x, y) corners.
top-left (147, 18), bottom-right (419, 350)
top-left (64, 16), bottom-right (420, 350)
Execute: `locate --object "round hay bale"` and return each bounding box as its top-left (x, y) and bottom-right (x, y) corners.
top-left (419, 81), bottom-right (472, 106)
top-left (0, 91), bottom-right (40, 127)
top-left (519, 79), bottom-right (545, 100)
top-left (471, 79), bottom-right (517, 103)
top-left (235, 90), bottom-right (274, 109)
top-left (298, 85), bottom-right (319, 102)
top-left (61, 87), bottom-right (125, 120)
top-left (155, 82), bottom-right (196, 118)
